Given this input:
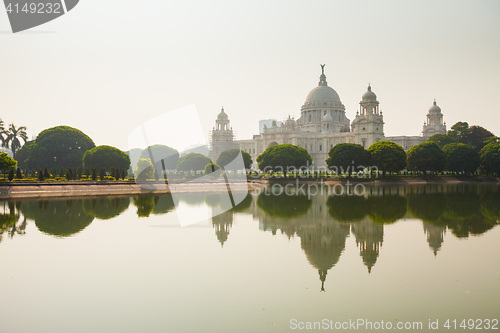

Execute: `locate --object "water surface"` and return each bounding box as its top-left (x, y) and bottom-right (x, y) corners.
top-left (0, 184), bottom-right (499, 332)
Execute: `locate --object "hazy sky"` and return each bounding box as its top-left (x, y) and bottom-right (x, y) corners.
top-left (1, 0), bottom-right (499, 151)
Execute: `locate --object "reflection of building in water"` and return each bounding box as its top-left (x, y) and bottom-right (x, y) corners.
top-left (211, 210), bottom-right (233, 247)
top-left (297, 220), bottom-right (350, 291)
top-left (351, 220), bottom-right (383, 273)
top-left (253, 194), bottom-right (350, 291)
top-left (422, 222), bottom-right (446, 256)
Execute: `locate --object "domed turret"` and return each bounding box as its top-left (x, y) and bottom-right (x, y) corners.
top-left (422, 99), bottom-right (446, 139)
top-left (217, 107), bottom-right (229, 121)
top-left (362, 84), bottom-right (377, 101)
top-left (428, 100), bottom-right (441, 114)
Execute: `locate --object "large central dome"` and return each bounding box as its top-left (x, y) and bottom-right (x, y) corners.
top-left (298, 65), bottom-right (350, 133)
top-left (302, 66), bottom-right (342, 107)
top-left (305, 85), bottom-right (341, 104)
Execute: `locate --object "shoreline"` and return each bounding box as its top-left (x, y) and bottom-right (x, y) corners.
top-left (0, 177), bottom-right (498, 199)
top-left (0, 181), bottom-right (265, 199)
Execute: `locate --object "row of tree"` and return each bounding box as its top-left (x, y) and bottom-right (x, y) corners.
top-left (7, 125), bottom-right (255, 181)
top-left (3, 121), bottom-right (500, 180)
top-left (255, 121), bottom-right (499, 176)
top-left (256, 140), bottom-right (500, 177)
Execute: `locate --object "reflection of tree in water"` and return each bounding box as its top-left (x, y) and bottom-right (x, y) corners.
top-left (152, 194), bottom-right (176, 215)
top-left (20, 199), bottom-right (94, 237)
top-left (407, 193), bottom-right (446, 223)
top-left (480, 191), bottom-right (500, 225)
top-left (83, 197), bottom-right (130, 220)
top-left (230, 193), bottom-right (253, 213)
top-left (133, 195), bottom-right (155, 218)
top-left (400, 185), bottom-right (499, 251)
top-left (351, 220), bottom-right (383, 273)
top-left (368, 195), bottom-right (407, 224)
top-left (257, 193), bottom-right (312, 219)
top-left (441, 191), bottom-right (494, 238)
top-left (0, 201), bottom-right (26, 243)
top-left (327, 196), bottom-right (370, 222)
top-left (132, 194), bottom-right (175, 218)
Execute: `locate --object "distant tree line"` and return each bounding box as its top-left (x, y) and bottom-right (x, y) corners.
top-left (2, 120), bottom-right (499, 181)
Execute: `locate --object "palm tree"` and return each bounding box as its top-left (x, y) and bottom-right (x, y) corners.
top-left (2, 124), bottom-right (28, 159)
top-left (0, 118), bottom-right (5, 144)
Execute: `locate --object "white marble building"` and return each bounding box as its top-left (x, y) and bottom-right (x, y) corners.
top-left (210, 65), bottom-right (446, 168)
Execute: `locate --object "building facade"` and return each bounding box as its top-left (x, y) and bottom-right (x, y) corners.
top-left (210, 65), bottom-right (447, 168)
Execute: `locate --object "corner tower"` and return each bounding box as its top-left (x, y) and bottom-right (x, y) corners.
top-left (351, 84), bottom-right (385, 148)
top-left (210, 107), bottom-right (237, 161)
top-left (422, 100), bottom-right (446, 139)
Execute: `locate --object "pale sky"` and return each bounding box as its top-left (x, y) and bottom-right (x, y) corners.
top-left (1, 0), bottom-right (499, 151)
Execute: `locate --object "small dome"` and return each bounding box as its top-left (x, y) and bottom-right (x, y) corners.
top-left (285, 116), bottom-right (295, 126)
top-left (429, 100), bottom-right (441, 114)
top-left (322, 113), bottom-right (334, 122)
top-left (217, 107), bottom-right (228, 120)
top-left (362, 84), bottom-right (377, 101)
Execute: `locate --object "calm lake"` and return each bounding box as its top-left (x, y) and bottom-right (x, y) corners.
top-left (1, 183), bottom-right (499, 333)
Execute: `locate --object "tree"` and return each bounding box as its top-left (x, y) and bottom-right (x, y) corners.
top-left (407, 141), bottom-right (446, 174)
top-left (135, 158), bottom-right (155, 181)
top-left (99, 168), bottom-right (106, 181)
top-left (257, 144), bottom-right (312, 174)
top-left (216, 149), bottom-right (253, 170)
top-left (16, 167), bottom-right (22, 179)
top-left (479, 142), bottom-right (500, 176)
top-left (12, 140), bottom-right (34, 170)
top-left (176, 153), bottom-right (212, 172)
top-left (443, 143), bottom-right (480, 175)
top-left (204, 162), bottom-right (221, 178)
top-left (27, 126), bottom-right (95, 170)
top-left (139, 145), bottom-right (179, 172)
top-left (461, 125), bottom-right (494, 152)
top-left (1, 124), bottom-right (28, 159)
top-left (367, 141), bottom-right (407, 176)
top-left (0, 152), bottom-right (17, 179)
top-left (447, 121), bottom-right (469, 142)
top-left (325, 143), bottom-right (370, 176)
top-left (91, 168), bottom-right (97, 181)
top-left (38, 169), bottom-right (44, 181)
top-left (66, 168), bottom-right (74, 181)
top-left (43, 167), bottom-right (50, 179)
top-left (82, 145), bottom-right (130, 173)
top-left (447, 122), bottom-right (494, 152)
top-left (428, 133), bottom-right (455, 148)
